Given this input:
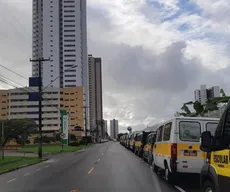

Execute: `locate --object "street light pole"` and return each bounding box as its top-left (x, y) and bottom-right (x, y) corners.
top-left (82, 105), bottom-right (89, 145)
top-left (30, 58), bottom-right (50, 159)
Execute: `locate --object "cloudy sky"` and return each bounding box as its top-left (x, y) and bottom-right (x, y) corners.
top-left (0, 0), bottom-right (230, 133)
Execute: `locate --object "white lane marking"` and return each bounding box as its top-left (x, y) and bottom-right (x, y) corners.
top-left (175, 186), bottom-right (186, 192)
top-left (44, 165), bottom-right (50, 168)
top-left (98, 158), bottom-right (100, 162)
top-left (7, 178), bottom-right (16, 183)
top-left (24, 173), bottom-right (31, 176)
top-left (36, 168), bottom-right (41, 172)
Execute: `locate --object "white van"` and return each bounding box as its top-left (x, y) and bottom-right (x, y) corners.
top-left (152, 117), bottom-right (219, 184)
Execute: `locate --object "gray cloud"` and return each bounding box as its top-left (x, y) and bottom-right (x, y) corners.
top-left (0, 1), bottom-right (32, 87)
top-left (87, 12), bottom-right (229, 130)
top-left (1, 0), bottom-right (230, 133)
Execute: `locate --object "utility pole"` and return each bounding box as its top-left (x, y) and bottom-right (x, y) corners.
top-left (82, 106), bottom-right (89, 145)
top-left (30, 58), bottom-right (50, 159)
top-left (1, 121), bottom-right (4, 160)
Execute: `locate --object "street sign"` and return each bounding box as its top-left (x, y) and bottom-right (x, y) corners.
top-left (61, 110), bottom-right (69, 145)
top-left (60, 133), bottom-right (66, 139)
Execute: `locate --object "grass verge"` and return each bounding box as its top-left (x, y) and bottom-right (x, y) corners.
top-left (0, 157), bottom-right (44, 174)
top-left (0, 156), bottom-right (24, 165)
top-left (19, 144), bottom-right (93, 154)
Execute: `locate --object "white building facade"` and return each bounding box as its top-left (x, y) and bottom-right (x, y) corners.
top-left (194, 85), bottom-right (220, 105)
top-left (8, 87), bottom-right (60, 133)
top-left (110, 119), bottom-right (119, 139)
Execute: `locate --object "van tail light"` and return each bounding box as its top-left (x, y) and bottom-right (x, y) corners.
top-left (170, 143), bottom-right (177, 170)
top-left (171, 143), bottom-right (177, 159)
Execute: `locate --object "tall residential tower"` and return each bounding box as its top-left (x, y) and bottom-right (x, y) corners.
top-left (88, 55), bottom-right (104, 137)
top-left (32, 0), bottom-right (89, 129)
top-left (110, 119), bottom-right (119, 139)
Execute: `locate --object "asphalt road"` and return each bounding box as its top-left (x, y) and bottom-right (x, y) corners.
top-left (0, 142), bottom-right (200, 192)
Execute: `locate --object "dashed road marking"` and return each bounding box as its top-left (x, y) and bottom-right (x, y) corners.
top-left (36, 168), bottom-right (41, 172)
top-left (98, 158), bottom-right (100, 162)
top-left (88, 167), bottom-right (94, 174)
top-left (24, 173), bottom-right (31, 176)
top-left (7, 178), bottom-right (16, 183)
top-left (44, 165), bottom-right (50, 168)
top-left (175, 186), bottom-right (186, 192)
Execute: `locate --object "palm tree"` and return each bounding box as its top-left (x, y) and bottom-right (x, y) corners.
top-left (180, 89), bottom-right (229, 117)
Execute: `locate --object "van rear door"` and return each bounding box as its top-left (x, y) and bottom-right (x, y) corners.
top-left (176, 119), bottom-right (204, 173)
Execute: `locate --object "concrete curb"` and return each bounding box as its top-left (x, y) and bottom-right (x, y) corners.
top-left (0, 158), bottom-right (48, 175)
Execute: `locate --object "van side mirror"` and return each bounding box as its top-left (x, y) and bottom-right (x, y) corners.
top-left (200, 131), bottom-right (213, 152)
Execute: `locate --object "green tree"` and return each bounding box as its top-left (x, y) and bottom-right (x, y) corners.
top-left (0, 119), bottom-right (37, 147)
top-left (220, 88), bottom-right (226, 97)
top-left (180, 88), bottom-right (229, 117)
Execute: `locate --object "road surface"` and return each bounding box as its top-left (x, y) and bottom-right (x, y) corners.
top-left (0, 142), bottom-right (200, 192)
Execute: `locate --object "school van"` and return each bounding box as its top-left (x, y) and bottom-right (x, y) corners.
top-left (129, 131), bottom-right (142, 152)
top-left (152, 117), bottom-right (219, 184)
top-left (200, 102), bottom-right (230, 192)
top-left (142, 124), bottom-right (158, 163)
top-left (142, 132), bottom-right (156, 164)
top-left (134, 133), bottom-right (143, 156)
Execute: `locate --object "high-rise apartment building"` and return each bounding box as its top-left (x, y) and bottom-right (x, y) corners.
top-left (110, 119), bottom-right (119, 139)
top-left (194, 85), bottom-right (220, 105)
top-left (88, 55), bottom-right (103, 137)
top-left (32, 0), bottom-right (89, 129)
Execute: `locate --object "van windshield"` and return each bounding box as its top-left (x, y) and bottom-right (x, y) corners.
top-left (179, 121), bottom-right (201, 142)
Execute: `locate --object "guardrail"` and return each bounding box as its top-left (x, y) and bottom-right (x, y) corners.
top-left (0, 146), bottom-right (22, 150)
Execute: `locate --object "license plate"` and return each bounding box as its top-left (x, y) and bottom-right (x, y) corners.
top-left (184, 151), bottom-right (197, 156)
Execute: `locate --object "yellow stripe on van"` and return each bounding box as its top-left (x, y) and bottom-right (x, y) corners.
top-left (135, 141), bottom-right (141, 147)
top-left (153, 143), bottom-right (206, 159)
top-left (177, 143), bottom-right (206, 159)
top-left (153, 143), bottom-right (171, 156)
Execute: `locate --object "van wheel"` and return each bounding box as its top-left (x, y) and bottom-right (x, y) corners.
top-left (152, 158), bottom-right (158, 172)
top-left (132, 146), bottom-right (135, 153)
top-left (148, 154), bottom-right (153, 165)
top-left (164, 166), bottom-right (174, 184)
top-left (203, 180), bottom-right (216, 192)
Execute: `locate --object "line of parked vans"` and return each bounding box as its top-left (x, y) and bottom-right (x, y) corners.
top-left (120, 116), bottom-right (222, 191)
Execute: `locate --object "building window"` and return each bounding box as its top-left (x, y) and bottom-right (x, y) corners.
top-left (64, 60), bottom-right (76, 62)
top-left (65, 75), bottom-right (76, 77)
top-left (65, 80), bottom-right (76, 82)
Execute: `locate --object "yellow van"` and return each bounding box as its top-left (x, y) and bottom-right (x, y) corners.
top-left (152, 117), bottom-right (219, 184)
top-left (129, 131), bottom-right (142, 152)
top-left (200, 102), bottom-right (230, 192)
top-left (134, 133), bottom-right (143, 156)
top-left (142, 132), bottom-right (156, 164)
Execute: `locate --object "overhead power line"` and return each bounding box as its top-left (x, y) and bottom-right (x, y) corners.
top-left (0, 63), bottom-right (28, 81)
